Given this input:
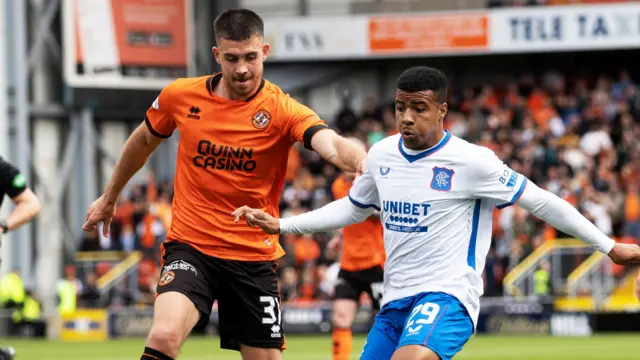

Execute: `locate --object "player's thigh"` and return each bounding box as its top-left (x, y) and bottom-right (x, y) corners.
top-left (361, 266), bottom-right (384, 311)
top-left (360, 309), bottom-right (403, 360)
top-left (333, 270), bottom-right (361, 327)
top-left (391, 345), bottom-right (440, 360)
top-left (397, 292), bottom-right (473, 360)
top-left (216, 258), bottom-right (285, 352)
top-left (147, 292), bottom-right (201, 348)
top-left (151, 242), bottom-right (217, 343)
top-left (240, 344), bottom-right (282, 360)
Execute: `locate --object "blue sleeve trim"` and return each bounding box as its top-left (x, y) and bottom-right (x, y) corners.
top-left (496, 177), bottom-right (528, 209)
top-left (467, 199), bottom-right (482, 270)
top-left (348, 194), bottom-right (381, 211)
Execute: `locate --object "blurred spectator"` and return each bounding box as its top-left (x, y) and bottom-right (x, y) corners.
top-left (79, 272), bottom-right (101, 308)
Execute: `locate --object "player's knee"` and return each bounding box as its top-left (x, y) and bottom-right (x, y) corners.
top-left (332, 300), bottom-right (356, 328)
top-left (147, 326), bottom-right (182, 354)
top-left (332, 310), bottom-right (353, 328)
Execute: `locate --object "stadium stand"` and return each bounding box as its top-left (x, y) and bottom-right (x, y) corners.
top-left (2, 2), bottom-right (640, 358)
top-left (67, 65), bottom-right (640, 308)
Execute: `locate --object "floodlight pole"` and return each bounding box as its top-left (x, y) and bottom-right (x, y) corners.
top-left (6, 0), bottom-right (34, 283)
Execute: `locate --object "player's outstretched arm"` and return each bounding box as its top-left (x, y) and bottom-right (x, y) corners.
top-left (0, 160), bottom-right (40, 233)
top-left (517, 181), bottom-right (640, 265)
top-left (4, 190), bottom-right (40, 233)
top-left (82, 124), bottom-right (163, 235)
top-left (233, 197), bottom-right (373, 235)
top-left (310, 130), bottom-right (367, 175)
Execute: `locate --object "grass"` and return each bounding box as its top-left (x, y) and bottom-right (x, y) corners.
top-left (0, 334), bottom-right (639, 359)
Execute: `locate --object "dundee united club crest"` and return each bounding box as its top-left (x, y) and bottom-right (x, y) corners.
top-left (431, 167), bottom-right (455, 192)
top-left (158, 271), bottom-right (175, 286)
top-left (252, 110), bottom-right (271, 129)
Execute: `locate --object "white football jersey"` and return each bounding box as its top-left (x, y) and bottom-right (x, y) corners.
top-left (348, 131), bottom-right (527, 327)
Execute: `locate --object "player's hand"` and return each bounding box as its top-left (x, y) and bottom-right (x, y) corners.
top-left (82, 195), bottom-right (116, 237)
top-left (355, 157), bottom-right (367, 178)
top-left (232, 206), bottom-right (280, 234)
top-left (327, 235), bottom-right (342, 253)
top-left (607, 243), bottom-right (640, 265)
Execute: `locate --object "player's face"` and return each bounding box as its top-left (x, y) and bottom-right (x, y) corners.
top-left (213, 35), bottom-right (270, 99)
top-left (395, 90), bottom-right (447, 150)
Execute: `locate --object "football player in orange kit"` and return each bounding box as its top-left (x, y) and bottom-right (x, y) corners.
top-left (327, 138), bottom-right (385, 360)
top-left (81, 9), bottom-right (366, 360)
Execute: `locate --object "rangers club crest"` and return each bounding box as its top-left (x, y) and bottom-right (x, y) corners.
top-left (252, 110), bottom-right (271, 129)
top-left (431, 167), bottom-right (455, 192)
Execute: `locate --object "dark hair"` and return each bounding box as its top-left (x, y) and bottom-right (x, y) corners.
top-left (397, 66), bottom-right (448, 103)
top-left (214, 9), bottom-right (264, 41)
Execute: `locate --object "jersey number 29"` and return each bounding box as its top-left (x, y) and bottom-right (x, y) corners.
top-left (406, 302), bottom-right (441, 330)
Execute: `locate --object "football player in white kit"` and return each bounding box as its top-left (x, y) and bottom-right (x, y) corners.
top-left (233, 66), bottom-right (640, 360)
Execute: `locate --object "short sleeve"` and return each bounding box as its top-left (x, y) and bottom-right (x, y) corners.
top-left (281, 94), bottom-right (327, 149)
top-left (347, 159), bottom-right (381, 211)
top-left (144, 83), bottom-right (177, 138)
top-left (0, 158), bottom-right (27, 198)
top-left (468, 147), bottom-right (528, 209)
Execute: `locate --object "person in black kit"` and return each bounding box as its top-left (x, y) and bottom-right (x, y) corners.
top-left (0, 157), bottom-right (41, 360)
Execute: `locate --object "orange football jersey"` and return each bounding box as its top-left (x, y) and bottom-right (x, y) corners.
top-left (146, 74), bottom-right (326, 261)
top-left (332, 175), bottom-right (385, 271)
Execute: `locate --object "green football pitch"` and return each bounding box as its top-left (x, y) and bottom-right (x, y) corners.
top-left (0, 334), bottom-right (638, 359)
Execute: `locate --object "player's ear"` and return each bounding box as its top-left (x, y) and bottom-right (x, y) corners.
top-left (212, 46), bottom-right (221, 64)
top-left (262, 42), bottom-right (270, 61)
top-left (439, 102), bottom-right (448, 121)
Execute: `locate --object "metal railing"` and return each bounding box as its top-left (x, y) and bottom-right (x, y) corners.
top-left (565, 251), bottom-right (614, 302)
top-left (504, 239), bottom-right (609, 298)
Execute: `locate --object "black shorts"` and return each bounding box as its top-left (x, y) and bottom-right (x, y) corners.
top-left (156, 241), bottom-right (284, 351)
top-left (333, 265), bottom-right (384, 310)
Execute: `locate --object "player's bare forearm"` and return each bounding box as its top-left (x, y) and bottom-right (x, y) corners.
top-left (311, 130), bottom-right (366, 173)
top-left (103, 123), bottom-right (163, 204)
top-left (6, 189), bottom-right (40, 231)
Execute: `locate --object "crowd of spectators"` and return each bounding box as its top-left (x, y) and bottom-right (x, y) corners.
top-left (74, 66), bottom-right (640, 306)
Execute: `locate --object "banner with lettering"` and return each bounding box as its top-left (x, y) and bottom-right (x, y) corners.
top-left (264, 3), bottom-right (640, 61)
top-left (490, 3), bottom-right (640, 52)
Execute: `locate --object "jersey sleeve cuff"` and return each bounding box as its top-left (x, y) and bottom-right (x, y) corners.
top-left (348, 194), bottom-right (381, 211)
top-left (496, 178), bottom-right (528, 209)
top-left (7, 187), bottom-right (27, 199)
top-left (302, 124), bottom-right (329, 150)
top-left (145, 116), bottom-right (173, 139)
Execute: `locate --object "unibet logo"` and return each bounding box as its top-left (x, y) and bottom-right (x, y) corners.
top-left (12, 174), bottom-right (25, 189)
